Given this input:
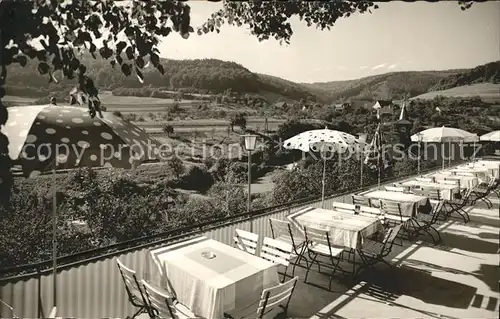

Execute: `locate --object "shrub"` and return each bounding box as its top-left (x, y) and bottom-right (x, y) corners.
top-left (177, 165), bottom-right (214, 192)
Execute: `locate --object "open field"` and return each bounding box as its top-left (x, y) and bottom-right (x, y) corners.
top-left (411, 83), bottom-right (500, 102)
top-left (98, 91), bottom-right (194, 106)
top-left (3, 95), bottom-right (37, 104)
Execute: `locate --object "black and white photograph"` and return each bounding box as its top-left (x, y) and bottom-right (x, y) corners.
top-left (0, 0), bottom-right (499, 318)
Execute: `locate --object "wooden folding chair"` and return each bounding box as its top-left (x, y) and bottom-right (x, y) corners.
top-left (352, 195), bottom-right (371, 207)
top-left (116, 259), bottom-right (149, 318)
top-left (141, 280), bottom-right (199, 319)
top-left (260, 237), bottom-right (294, 282)
top-left (303, 226), bottom-right (344, 291)
top-left (268, 218), bottom-right (308, 277)
top-left (414, 200), bottom-right (445, 245)
top-left (234, 229), bottom-right (259, 255)
top-left (225, 276), bottom-right (299, 319)
top-left (357, 223), bottom-right (403, 272)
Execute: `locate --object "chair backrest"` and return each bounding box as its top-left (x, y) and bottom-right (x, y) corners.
top-left (359, 205), bottom-right (381, 215)
top-left (269, 218), bottom-right (292, 241)
top-left (385, 186), bottom-right (405, 192)
top-left (352, 195), bottom-right (371, 207)
top-left (260, 237), bottom-right (293, 267)
top-left (116, 259), bottom-right (146, 306)
top-left (258, 276), bottom-right (299, 318)
top-left (141, 279), bottom-right (177, 318)
top-left (380, 200), bottom-right (402, 217)
top-left (412, 188), bottom-right (441, 200)
top-left (416, 177), bottom-right (434, 182)
top-left (303, 227), bottom-right (333, 252)
top-left (332, 202), bottom-right (355, 213)
top-left (234, 229), bottom-right (259, 255)
top-left (441, 180), bottom-right (458, 186)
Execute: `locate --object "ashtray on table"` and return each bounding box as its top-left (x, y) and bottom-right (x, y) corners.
top-left (201, 251), bottom-right (216, 259)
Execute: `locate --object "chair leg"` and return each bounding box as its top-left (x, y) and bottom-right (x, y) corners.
top-left (132, 306), bottom-right (146, 318)
top-left (429, 225), bottom-right (442, 244)
top-left (304, 252), bottom-right (318, 284)
top-left (328, 257), bottom-right (342, 291)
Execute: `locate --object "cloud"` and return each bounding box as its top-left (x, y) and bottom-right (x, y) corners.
top-left (371, 63), bottom-right (387, 70)
top-left (387, 63), bottom-right (398, 69)
top-left (359, 66), bottom-right (369, 70)
top-left (336, 65), bottom-right (347, 70)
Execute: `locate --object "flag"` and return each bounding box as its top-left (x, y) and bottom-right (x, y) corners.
top-left (364, 123), bottom-right (390, 170)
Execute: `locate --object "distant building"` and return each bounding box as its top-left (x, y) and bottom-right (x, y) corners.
top-left (372, 100), bottom-right (393, 115)
top-left (273, 101), bottom-right (288, 109)
top-left (332, 102), bottom-right (351, 110)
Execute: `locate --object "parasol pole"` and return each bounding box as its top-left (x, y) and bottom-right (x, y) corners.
top-left (417, 133), bottom-right (421, 176)
top-left (321, 155), bottom-right (326, 208)
top-left (472, 140), bottom-right (476, 167)
top-left (52, 154), bottom-right (57, 307)
top-left (448, 141), bottom-right (451, 167)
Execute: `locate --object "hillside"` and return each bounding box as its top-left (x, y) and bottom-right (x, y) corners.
top-left (4, 56), bottom-right (498, 104)
top-left (410, 83), bottom-right (500, 102)
top-left (5, 56), bottom-right (318, 103)
top-left (302, 70), bottom-right (468, 102)
top-left (429, 61), bottom-right (500, 91)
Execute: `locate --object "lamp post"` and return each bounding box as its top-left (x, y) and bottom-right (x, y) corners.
top-left (243, 134), bottom-right (258, 231)
top-left (358, 133), bottom-right (368, 188)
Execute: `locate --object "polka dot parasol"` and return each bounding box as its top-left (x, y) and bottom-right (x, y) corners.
top-left (282, 128), bottom-right (360, 154)
top-left (1, 105), bottom-right (161, 177)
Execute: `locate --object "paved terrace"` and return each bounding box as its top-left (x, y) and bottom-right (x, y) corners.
top-left (282, 194), bottom-right (500, 319)
top-left (1, 166), bottom-right (499, 319)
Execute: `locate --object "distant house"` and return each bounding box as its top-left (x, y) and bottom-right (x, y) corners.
top-left (332, 102), bottom-right (351, 110)
top-left (273, 101), bottom-right (289, 109)
top-left (372, 100), bottom-right (394, 115)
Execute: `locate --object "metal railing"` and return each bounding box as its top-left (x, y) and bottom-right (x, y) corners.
top-left (0, 163), bottom-right (454, 318)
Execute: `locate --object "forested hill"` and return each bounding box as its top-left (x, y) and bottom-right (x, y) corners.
top-left (5, 56), bottom-right (499, 104)
top-left (302, 70), bottom-right (468, 102)
top-left (429, 61), bottom-right (500, 91)
top-left (5, 56), bottom-right (318, 102)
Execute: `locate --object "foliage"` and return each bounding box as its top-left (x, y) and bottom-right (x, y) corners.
top-left (163, 124), bottom-right (174, 136)
top-left (230, 113), bottom-right (247, 131)
top-left (430, 61), bottom-right (500, 91)
top-left (166, 157), bottom-right (185, 179)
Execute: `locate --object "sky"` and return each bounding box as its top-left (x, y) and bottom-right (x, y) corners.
top-left (158, 1), bottom-right (500, 83)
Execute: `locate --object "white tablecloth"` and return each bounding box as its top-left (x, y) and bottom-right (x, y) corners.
top-left (466, 161), bottom-right (500, 178)
top-left (145, 237), bottom-right (279, 319)
top-left (288, 208), bottom-right (381, 249)
top-left (433, 173), bottom-right (479, 189)
top-left (362, 190), bottom-right (431, 217)
top-left (401, 180), bottom-right (460, 200)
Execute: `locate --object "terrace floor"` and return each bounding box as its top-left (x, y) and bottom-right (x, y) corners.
top-left (276, 195), bottom-right (500, 319)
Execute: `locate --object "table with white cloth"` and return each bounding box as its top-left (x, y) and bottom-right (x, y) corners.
top-left (287, 207), bottom-right (382, 276)
top-left (144, 236), bottom-right (280, 319)
top-left (433, 173), bottom-right (479, 189)
top-left (361, 190), bottom-right (431, 217)
top-left (450, 167), bottom-right (491, 182)
top-left (401, 180), bottom-right (460, 200)
top-left (287, 207), bottom-right (382, 249)
top-left (465, 162), bottom-right (500, 178)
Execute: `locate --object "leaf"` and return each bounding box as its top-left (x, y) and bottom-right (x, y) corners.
top-left (37, 62), bottom-right (50, 75)
top-left (17, 55), bottom-right (27, 67)
top-left (116, 55), bottom-right (123, 65)
top-left (181, 32), bottom-right (190, 39)
top-left (150, 53), bottom-right (160, 66)
top-left (135, 67), bottom-right (144, 84)
top-left (116, 41), bottom-right (127, 54)
top-left (157, 64), bottom-right (165, 75)
top-left (121, 63), bottom-right (132, 76)
top-left (125, 46), bottom-right (134, 60)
